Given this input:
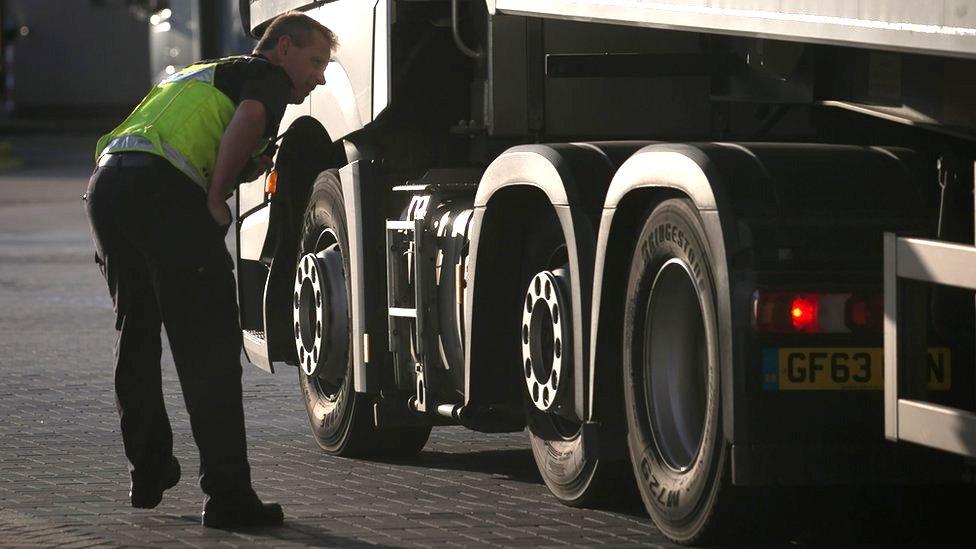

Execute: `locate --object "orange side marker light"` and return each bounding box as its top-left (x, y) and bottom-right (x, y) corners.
top-left (266, 169), bottom-right (278, 195)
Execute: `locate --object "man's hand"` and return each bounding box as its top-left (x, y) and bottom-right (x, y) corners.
top-left (255, 154), bottom-right (274, 174)
top-left (208, 198), bottom-right (232, 228)
top-left (238, 154), bottom-right (274, 183)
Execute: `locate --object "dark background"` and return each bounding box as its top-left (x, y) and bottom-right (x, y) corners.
top-left (0, 0), bottom-right (250, 125)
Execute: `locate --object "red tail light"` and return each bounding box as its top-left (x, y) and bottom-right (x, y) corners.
top-left (789, 296), bottom-right (819, 332)
top-left (753, 291), bottom-right (882, 334)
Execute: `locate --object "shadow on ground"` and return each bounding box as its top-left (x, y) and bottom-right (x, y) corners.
top-left (165, 514), bottom-right (397, 548)
top-left (413, 448), bottom-right (542, 485)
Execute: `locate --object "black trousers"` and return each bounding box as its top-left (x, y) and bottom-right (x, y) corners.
top-left (85, 154), bottom-right (252, 498)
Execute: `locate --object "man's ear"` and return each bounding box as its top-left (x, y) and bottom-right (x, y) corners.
top-left (276, 34), bottom-right (293, 56)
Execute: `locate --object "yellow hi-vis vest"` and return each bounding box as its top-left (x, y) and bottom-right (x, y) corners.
top-left (95, 58), bottom-right (269, 193)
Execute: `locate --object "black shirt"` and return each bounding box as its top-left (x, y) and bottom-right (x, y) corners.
top-left (208, 54), bottom-right (293, 139)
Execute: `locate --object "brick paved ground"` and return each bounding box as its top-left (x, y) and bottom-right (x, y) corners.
top-left (0, 135), bottom-right (669, 548)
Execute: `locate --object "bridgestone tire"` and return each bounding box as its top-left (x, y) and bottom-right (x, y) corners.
top-left (622, 199), bottom-right (728, 544)
top-left (297, 169), bottom-right (430, 457)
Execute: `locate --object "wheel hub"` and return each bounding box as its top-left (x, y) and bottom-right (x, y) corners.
top-left (521, 269), bottom-right (571, 412)
top-left (294, 244), bottom-right (349, 381)
top-left (645, 258), bottom-right (708, 472)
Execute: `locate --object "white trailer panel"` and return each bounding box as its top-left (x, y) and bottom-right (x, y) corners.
top-left (489, 0), bottom-right (976, 59)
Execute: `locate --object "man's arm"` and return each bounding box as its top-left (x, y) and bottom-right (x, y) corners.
top-left (208, 99), bottom-right (267, 226)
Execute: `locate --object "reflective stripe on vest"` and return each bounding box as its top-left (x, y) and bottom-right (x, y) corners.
top-left (99, 134), bottom-right (204, 188)
top-left (160, 64), bottom-right (216, 86)
top-left (94, 59), bottom-right (243, 193)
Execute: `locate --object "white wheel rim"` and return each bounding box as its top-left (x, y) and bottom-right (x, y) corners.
top-left (294, 253), bottom-right (327, 376)
top-left (521, 270), bottom-right (570, 412)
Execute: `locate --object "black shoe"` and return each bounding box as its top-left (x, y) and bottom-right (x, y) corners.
top-left (201, 492), bottom-right (283, 529)
top-left (130, 456), bottom-right (181, 509)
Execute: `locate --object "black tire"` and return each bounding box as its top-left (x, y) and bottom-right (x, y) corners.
top-left (297, 169), bottom-right (430, 458)
top-left (522, 215), bottom-right (631, 506)
top-left (528, 415), bottom-right (628, 506)
top-left (622, 199), bottom-right (728, 544)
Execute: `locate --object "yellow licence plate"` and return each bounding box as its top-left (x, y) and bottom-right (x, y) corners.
top-left (762, 348), bottom-right (950, 391)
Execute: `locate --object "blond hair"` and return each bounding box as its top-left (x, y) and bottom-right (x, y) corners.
top-left (255, 12), bottom-right (337, 53)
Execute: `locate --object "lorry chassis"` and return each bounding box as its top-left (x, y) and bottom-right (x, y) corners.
top-left (235, 0), bottom-right (976, 543)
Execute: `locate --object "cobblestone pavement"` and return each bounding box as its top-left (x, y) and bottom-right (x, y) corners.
top-left (0, 135), bottom-right (669, 548)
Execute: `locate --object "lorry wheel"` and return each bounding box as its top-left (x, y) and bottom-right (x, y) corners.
top-left (622, 199), bottom-right (729, 544)
top-left (522, 220), bottom-right (624, 506)
top-left (296, 169), bottom-right (430, 457)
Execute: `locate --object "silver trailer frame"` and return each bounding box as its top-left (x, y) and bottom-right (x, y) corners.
top-left (884, 224), bottom-right (976, 458)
